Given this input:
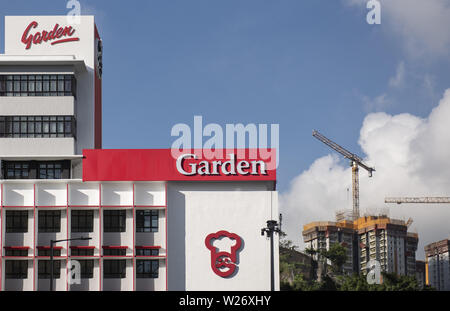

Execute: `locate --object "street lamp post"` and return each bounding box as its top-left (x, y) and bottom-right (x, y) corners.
top-left (49, 237), bottom-right (92, 291)
top-left (261, 215), bottom-right (281, 291)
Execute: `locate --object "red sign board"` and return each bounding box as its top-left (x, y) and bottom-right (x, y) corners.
top-left (82, 149), bottom-right (276, 182)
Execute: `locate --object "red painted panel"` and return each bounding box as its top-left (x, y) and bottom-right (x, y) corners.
top-left (82, 149), bottom-right (276, 182)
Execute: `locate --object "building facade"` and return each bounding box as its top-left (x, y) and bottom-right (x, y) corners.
top-left (302, 215), bottom-right (418, 278)
top-left (425, 239), bottom-right (450, 291)
top-left (302, 221), bottom-right (358, 275)
top-left (415, 260), bottom-right (426, 289)
top-left (0, 16), bottom-right (279, 291)
top-left (356, 216), bottom-right (418, 277)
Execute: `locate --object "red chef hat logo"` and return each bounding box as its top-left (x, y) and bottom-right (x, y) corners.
top-left (205, 230), bottom-right (243, 278)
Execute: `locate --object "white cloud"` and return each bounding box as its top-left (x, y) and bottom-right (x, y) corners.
top-left (361, 93), bottom-right (392, 112)
top-left (344, 0), bottom-right (450, 59)
top-left (280, 89), bottom-right (450, 259)
top-left (422, 73), bottom-right (437, 101)
top-left (389, 61), bottom-right (406, 88)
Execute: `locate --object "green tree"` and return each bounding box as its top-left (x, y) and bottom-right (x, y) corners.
top-left (304, 247), bottom-right (318, 280)
top-left (320, 243), bottom-right (347, 275)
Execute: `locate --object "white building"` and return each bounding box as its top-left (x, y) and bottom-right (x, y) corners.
top-left (0, 16), bottom-right (279, 291)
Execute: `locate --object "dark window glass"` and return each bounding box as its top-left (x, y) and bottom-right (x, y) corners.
top-left (5, 260), bottom-right (28, 279)
top-left (71, 210), bottom-right (94, 232)
top-left (0, 75), bottom-right (76, 97)
top-left (3, 161), bottom-right (30, 179)
top-left (0, 116), bottom-right (76, 138)
top-left (103, 248), bottom-right (127, 256)
top-left (136, 210), bottom-right (158, 233)
top-left (78, 260), bottom-right (94, 279)
top-left (38, 210), bottom-right (61, 233)
top-left (71, 248), bottom-right (95, 256)
top-left (103, 260), bottom-right (126, 279)
top-left (104, 210), bottom-right (126, 233)
top-left (6, 211), bottom-right (28, 233)
top-left (5, 249), bottom-right (28, 257)
top-left (37, 248), bottom-right (62, 257)
top-left (38, 260), bottom-right (61, 279)
top-left (1, 160), bottom-right (70, 180)
top-left (136, 248), bottom-right (159, 256)
top-left (136, 260), bottom-right (159, 279)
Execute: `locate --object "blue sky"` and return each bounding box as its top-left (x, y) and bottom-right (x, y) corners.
top-left (1, 0), bottom-right (450, 194)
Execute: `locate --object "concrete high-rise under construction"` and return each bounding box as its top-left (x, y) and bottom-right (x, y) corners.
top-left (302, 215), bottom-right (418, 278)
top-left (425, 239), bottom-right (450, 291)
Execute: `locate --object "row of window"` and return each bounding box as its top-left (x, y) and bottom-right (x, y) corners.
top-left (0, 75), bottom-right (76, 97)
top-left (4, 248), bottom-right (160, 257)
top-left (4, 210), bottom-right (159, 233)
top-left (0, 116), bottom-right (76, 138)
top-left (1, 160), bottom-right (71, 180)
top-left (4, 259), bottom-right (159, 279)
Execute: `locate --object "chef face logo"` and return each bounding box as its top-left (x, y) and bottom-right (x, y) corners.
top-left (205, 230), bottom-right (243, 278)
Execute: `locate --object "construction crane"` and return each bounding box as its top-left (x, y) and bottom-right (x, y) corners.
top-left (385, 197), bottom-right (450, 204)
top-left (312, 130), bottom-right (375, 220)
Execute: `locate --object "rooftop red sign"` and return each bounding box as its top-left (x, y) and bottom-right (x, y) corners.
top-left (21, 21), bottom-right (80, 50)
top-left (82, 149), bottom-right (276, 182)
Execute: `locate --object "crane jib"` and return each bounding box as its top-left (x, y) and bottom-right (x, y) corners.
top-left (312, 130), bottom-right (375, 175)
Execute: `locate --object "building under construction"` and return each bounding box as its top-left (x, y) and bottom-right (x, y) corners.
top-left (425, 239), bottom-right (450, 291)
top-left (302, 215), bottom-right (418, 277)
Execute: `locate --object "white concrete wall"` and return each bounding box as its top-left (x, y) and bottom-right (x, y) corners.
top-left (0, 138), bottom-right (75, 156)
top-left (0, 181), bottom-right (169, 291)
top-left (167, 182), bottom-right (279, 291)
top-left (0, 96), bottom-right (75, 116)
top-left (0, 180), bottom-right (277, 291)
top-left (3, 16), bottom-right (97, 154)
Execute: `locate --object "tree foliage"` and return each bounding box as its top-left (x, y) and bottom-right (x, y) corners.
top-left (279, 240), bottom-right (435, 291)
top-left (319, 243), bottom-right (347, 275)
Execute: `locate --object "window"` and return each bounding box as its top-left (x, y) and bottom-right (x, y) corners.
top-left (38, 210), bottom-right (61, 233)
top-left (103, 260), bottom-right (126, 279)
top-left (3, 162), bottom-right (30, 179)
top-left (0, 116), bottom-right (76, 138)
top-left (71, 248), bottom-right (95, 256)
top-left (1, 160), bottom-right (70, 180)
top-left (5, 249), bottom-right (28, 257)
top-left (38, 260), bottom-right (61, 279)
top-left (77, 260), bottom-right (94, 279)
top-left (0, 75), bottom-right (76, 97)
top-left (71, 210), bottom-right (94, 232)
top-left (103, 248), bottom-right (127, 256)
top-left (136, 260), bottom-right (159, 279)
top-left (5, 260), bottom-right (28, 279)
top-left (6, 211), bottom-right (28, 233)
top-left (39, 162), bottom-right (63, 180)
top-left (37, 248), bottom-right (62, 257)
top-left (104, 210), bottom-right (126, 232)
top-left (136, 210), bottom-right (158, 233)
top-left (136, 248), bottom-right (159, 256)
